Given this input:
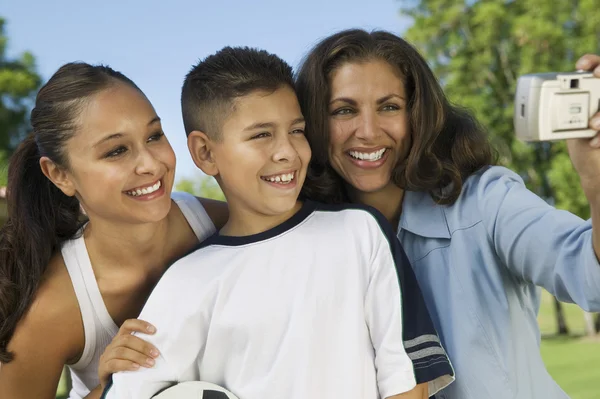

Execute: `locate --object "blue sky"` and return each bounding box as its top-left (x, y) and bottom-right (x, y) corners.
top-left (3, 0), bottom-right (411, 181)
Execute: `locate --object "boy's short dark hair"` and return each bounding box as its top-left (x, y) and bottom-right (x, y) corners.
top-left (181, 46), bottom-right (295, 140)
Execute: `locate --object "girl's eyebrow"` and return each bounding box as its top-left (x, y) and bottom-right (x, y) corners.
top-left (93, 116), bottom-right (161, 148)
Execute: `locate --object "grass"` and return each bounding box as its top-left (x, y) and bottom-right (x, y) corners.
top-left (538, 290), bottom-right (600, 399)
top-left (56, 369), bottom-right (69, 399)
top-left (55, 290), bottom-right (599, 398)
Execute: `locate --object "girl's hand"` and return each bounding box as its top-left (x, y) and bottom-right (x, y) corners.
top-left (97, 319), bottom-right (159, 388)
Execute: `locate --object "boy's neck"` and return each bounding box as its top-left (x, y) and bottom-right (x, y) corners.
top-left (220, 200), bottom-right (304, 237)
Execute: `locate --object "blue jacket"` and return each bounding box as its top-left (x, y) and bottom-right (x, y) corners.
top-left (398, 166), bottom-right (600, 399)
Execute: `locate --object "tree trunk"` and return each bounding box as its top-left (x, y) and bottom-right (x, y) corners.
top-left (595, 313), bottom-right (600, 333)
top-left (583, 312), bottom-right (597, 337)
top-left (554, 297), bottom-right (569, 335)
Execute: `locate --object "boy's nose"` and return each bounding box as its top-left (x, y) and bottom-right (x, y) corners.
top-left (272, 135), bottom-right (298, 163)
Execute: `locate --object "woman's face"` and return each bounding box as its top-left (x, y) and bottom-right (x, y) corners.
top-left (61, 83), bottom-right (177, 225)
top-left (327, 58), bottom-right (410, 195)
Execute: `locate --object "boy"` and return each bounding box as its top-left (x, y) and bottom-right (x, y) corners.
top-left (103, 46), bottom-right (454, 399)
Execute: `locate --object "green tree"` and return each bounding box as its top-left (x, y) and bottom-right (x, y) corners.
top-left (0, 16), bottom-right (42, 183)
top-left (175, 173), bottom-right (226, 201)
top-left (400, 0), bottom-right (600, 335)
top-left (0, 151), bottom-right (7, 187)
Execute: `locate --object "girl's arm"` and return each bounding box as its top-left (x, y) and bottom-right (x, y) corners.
top-left (386, 383), bottom-right (428, 399)
top-left (0, 265), bottom-right (83, 399)
top-left (197, 197), bottom-right (229, 230)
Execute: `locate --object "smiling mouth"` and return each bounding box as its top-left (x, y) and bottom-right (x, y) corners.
top-left (348, 148), bottom-right (387, 161)
top-left (260, 171), bottom-right (296, 185)
top-left (125, 179), bottom-right (162, 197)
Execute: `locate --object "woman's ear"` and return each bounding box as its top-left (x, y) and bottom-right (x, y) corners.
top-left (39, 157), bottom-right (77, 196)
top-left (187, 131), bottom-right (219, 176)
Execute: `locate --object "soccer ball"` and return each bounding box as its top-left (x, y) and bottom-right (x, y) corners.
top-left (153, 381), bottom-right (240, 398)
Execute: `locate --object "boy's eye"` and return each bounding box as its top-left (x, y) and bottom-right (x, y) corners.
top-left (251, 132), bottom-right (271, 140)
top-left (104, 146), bottom-right (127, 158)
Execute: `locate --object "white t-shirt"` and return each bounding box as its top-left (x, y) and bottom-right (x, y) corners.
top-left (63, 192), bottom-right (216, 398)
top-left (104, 201), bottom-right (454, 399)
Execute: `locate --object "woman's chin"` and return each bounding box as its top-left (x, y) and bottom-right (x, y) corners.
top-left (347, 177), bottom-right (391, 196)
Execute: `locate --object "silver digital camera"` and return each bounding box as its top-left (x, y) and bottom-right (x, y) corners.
top-left (514, 71), bottom-right (600, 141)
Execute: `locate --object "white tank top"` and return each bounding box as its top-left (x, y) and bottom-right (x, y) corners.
top-left (62, 192), bottom-right (217, 399)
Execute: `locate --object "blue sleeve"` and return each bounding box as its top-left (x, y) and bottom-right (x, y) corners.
top-left (477, 166), bottom-right (600, 311)
top-left (365, 206), bottom-right (455, 394)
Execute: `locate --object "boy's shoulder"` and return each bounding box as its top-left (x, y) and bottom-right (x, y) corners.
top-left (309, 201), bottom-right (393, 235)
top-left (160, 231), bottom-right (225, 279)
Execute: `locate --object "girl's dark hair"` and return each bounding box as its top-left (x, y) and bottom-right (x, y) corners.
top-left (0, 62), bottom-right (140, 363)
top-left (296, 29), bottom-right (495, 205)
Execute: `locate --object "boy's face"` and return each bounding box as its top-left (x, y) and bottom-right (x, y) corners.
top-left (211, 86), bottom-right (311, 224)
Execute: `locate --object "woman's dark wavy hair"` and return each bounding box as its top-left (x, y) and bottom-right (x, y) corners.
top-left (0, 62), bottom-right (140, 363)
top-left (295, 29), bottom-right (495, 205)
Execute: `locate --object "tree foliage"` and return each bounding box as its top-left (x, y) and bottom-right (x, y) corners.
top-left (175, 174), bottom-right (226, 202)
top-left (0, 16), bottom-right (42, 183)
top-left (400, 0), bottom-right (600, 217)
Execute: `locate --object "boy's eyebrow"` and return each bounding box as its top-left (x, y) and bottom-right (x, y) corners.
top-left (243, 117), bottom-right (305, 131)
top-left (244, 122), bottom-right (276, 131)
top-left (93, 116), bottom-right (161, 148)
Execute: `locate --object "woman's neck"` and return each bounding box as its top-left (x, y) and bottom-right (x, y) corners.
top-left (82, 210), bottom-right (177, 275)
top-left (348, 182), bottom-right (405, 228)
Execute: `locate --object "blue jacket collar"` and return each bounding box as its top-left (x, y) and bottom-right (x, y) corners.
top-left (399, 190), bottom-right (451, 239)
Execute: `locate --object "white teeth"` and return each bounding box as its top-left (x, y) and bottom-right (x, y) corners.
top-left (126, 180), bottom-right (162, 197)
top-left (349, 148), bottom-right (386, 161)
top-left (263, 173), bottom-right (295, 184)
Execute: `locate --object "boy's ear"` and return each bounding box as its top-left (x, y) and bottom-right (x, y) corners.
top-left (39, 156), bottom-right (77, 197)
top-left (187, 130), bottom-right (219, 176)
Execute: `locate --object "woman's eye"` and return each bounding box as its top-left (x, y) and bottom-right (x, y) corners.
top-left (382, 104), bottom-right (401, 112)
top-left (104, 146), bottom-right (127, 158)
top-left (332, 108), bottom-right (354, 116)
top-left (291, 128), bottom-right (305, 135)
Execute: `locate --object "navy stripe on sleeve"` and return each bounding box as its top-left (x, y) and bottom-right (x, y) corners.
top-left (314, 201), bottom-right (455, 385)
top-left (364, 203), bottom-right (454, 384)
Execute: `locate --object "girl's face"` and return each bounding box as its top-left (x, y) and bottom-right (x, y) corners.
top-left (60, 83), bottom-right (177, 226)
top-left (327, 59), bottom-right (410, 195)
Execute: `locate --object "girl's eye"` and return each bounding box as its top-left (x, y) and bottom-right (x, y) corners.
top-left (104, 146), bottom-right (127, 159)
top-left (148, 132), bottom-right (165, 142)
top-left (251, 132), bottom-right (271, 140)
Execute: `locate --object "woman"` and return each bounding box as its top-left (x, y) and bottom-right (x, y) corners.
top-left (296, 29), bottom-right (600, 399)
top-left (0, 62), bottom-right (227, 398)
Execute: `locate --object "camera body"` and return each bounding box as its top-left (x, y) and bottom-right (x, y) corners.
top-left (514, 71), bottom-right (600, 141)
